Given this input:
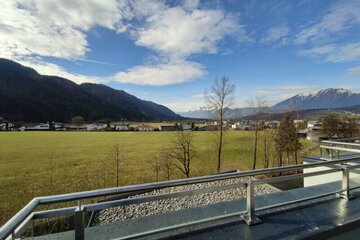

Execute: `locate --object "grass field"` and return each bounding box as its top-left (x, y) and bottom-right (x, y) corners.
top-left (0, 131), bottom-right (318, 224)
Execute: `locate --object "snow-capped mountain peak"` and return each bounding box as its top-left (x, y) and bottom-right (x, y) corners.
top-left (272, 88), bottom-right (359, 111)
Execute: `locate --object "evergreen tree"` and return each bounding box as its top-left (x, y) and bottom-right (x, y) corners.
top-left (274, 113), bottom-right (302, 169)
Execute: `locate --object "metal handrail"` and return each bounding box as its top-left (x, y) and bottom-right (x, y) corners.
top-left (323, 137), bottom-right (360, 142)
top-left (322, 141), bottom-right (360, 147)
top-left (320, 145), bottom-right (360, 153)
top-left (2, 144), bottom-right (360, 239)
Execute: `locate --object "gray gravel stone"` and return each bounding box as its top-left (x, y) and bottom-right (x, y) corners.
top-left (96, 177), bottom-right (276, 225)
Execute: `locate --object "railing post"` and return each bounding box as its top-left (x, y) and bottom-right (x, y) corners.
top-left (31, 220), bottom-right (34, 238)
top-left (320, 147), bottom-right (323, 158)
top-left (337, 163), bottom-right (353, 201)
top-left (330, 149), bottom-right (333, 160)
top-left (329, 143), bottom-right (334, 160)
top-left (241, 179), bottom-right (261, 225)
top-left (74, 206), bottom-right (85, 240)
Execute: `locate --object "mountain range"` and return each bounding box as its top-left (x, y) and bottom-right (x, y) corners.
top-left (179, 88), bottom-right (360, 119)
top-left (272, 88), bottom-right (360, 111)
top-left (0, 59), bottom-right (180, 122)
top-left (2, 58), bottom-right (359, 122)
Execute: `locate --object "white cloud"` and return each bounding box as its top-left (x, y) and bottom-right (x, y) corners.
top-left (298, 43), bottom-right (360, 63)
top-left (260, 25), bottom-right (290, 44)
top-left (114, 60), bottom-right (205, 85)
top-left (164, 94), bottom-right (207, 112)
top-left (0, 0), bottom-right (123, 59)
top-left (0, 0), bottom-right (245, 86)
top-left (14, 57), bottom-right (105, 84)
top-left (347, 66), bottom-right (360, 75)
top-left (182, 0), bottom-right (201, 11)
top-left (112, 1), bottom-right (245, 85)
top-left (134, 7), bottom-right (241, 60)
top-left (294, 1), bottom-right (360, 44)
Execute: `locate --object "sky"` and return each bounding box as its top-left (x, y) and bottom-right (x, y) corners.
top-left (1, 0), bottom-right (360, 112)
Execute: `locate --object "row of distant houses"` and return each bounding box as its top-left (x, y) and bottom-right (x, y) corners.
top-left (86, 122), bottom-right (193, 132)
top-left (231, 120), bottom-right (280, 131)
top-left (229, 119), bottom-right (360, 142)
top-left (86, 123), bottom-right (156, 132)
top-left (2, 118), bottom-right (358, 140)
top-left (0, 119), bottom-right (195, 132)
top-left (0, 118), bottom-right (193, 132)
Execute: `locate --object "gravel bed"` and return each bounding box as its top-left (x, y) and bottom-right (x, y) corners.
top-left (96, 177), bottom-right (276, 225)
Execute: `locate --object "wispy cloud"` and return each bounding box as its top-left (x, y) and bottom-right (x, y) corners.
top-left (294, 0), bottom-right (360, 44)
top-left (163, 94), bottom-right (207, 112)
top-left (298, 43), bottom-right (360, 63)
top-left (347, 66), bottom-right (360, 75)
top-left (260, 25), bottom-right (290, 44)
top-left (113, 60), bottom-right (205, 86)
top-left (15, 57), bottom-right (106, 84)
top-left (74, 58), bottom-right (119, 66)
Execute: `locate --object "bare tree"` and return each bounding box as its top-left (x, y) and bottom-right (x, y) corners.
top-left (321, 113), bottom-right (341, 139)
top-left (109, 141), bottom-right (126, 187)
top-left (263, 131), bottom-right (271, 169)
top-left (48, 153), bottom-right (55, 194)
top-left (151, 150), bottom-right (173, 181)
top-left (169, 131), bottom-right (196, 178)
top-left (162, 159), bottom-right (172, 180)
top-left (205, 76), bottom-right (235, 173)
top-left (160, 151), bottom-right (173, 180)
top-left (96, 155), bottom-right (110, 188)
top-left (339, 115), bottom-right (359, 138)
top-left (321, 113), bottom-right (359, 139)
top-left (248, 96), bottom-right (267, 170)
top-left (151, 155), bottom-right (162, 182)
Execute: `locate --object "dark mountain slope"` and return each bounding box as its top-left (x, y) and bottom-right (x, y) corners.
top-left (0, 58), bottom-right (180, 122)
top-left (80, 83), bottom-right (180, 120)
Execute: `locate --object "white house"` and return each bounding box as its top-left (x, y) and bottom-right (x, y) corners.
top-left (0, 122), bottom-right (14, 131)
top-left (307, 121), bottom-right (322, 130)
top-left (181, 123), bottom-right (192, 131)
top-left (114, 122), bottom-right (129, 131)
top-left (306, 121), bottom-right (324, 141)
top-left (52, 122), bottom-right (65, 130)
top-left (136, 124), bottom-right (155, 132)
top-left (86, 123), bottom-right (105, 131)
top-left (27, 123), bottom-right (50, 130)
top-left (231, 122), bottom-right (250, 130)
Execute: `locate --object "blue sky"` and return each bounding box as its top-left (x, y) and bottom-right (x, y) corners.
top-left (1, 0), bottom-right (360, 111)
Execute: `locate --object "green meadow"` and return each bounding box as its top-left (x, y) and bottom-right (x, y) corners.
top-left (0, 131), bottom-right (318, 224)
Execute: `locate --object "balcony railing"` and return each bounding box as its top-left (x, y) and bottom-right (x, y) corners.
top-left (1, 138), bottom-right (360, 240)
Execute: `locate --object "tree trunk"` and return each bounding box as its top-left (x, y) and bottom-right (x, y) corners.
top-left (278, 154), bottom-right (283, 176)
top-left (252, 127), bottom-right (258, 170)
top-left (263, 134), bottom-right (269, 169)
top-left (217, 114), bottom-right (223, 173)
